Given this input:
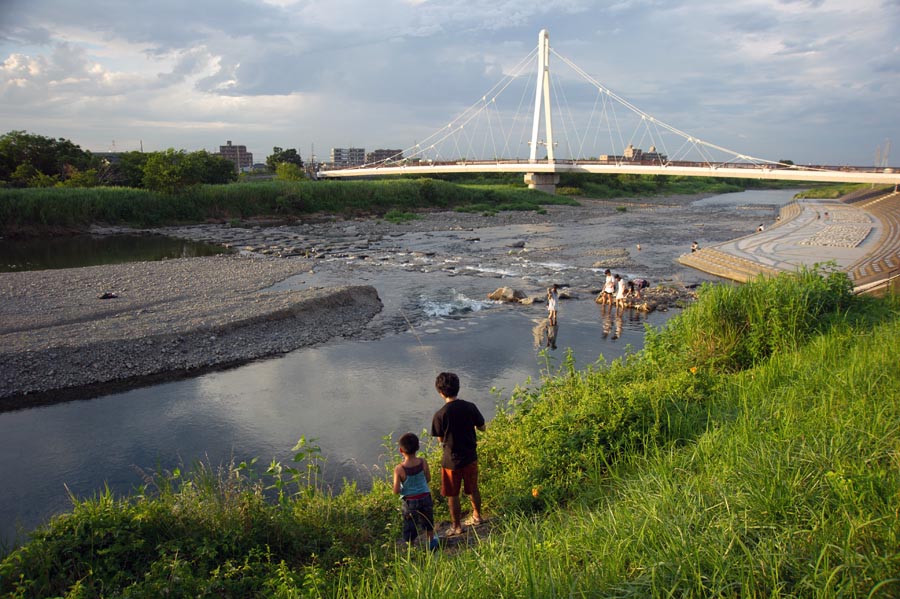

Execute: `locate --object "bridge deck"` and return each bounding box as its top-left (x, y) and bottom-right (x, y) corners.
top-left (319, 161), bottom-right (900, 185)
top-left (678, 191), bottom-right (900, 292)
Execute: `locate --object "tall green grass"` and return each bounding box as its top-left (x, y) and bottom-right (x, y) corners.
top-left (0, 175), bottom-right (794, 235)
top-left (556, 174), bottom-right (766, 199)
top-left (2, 271), bottom-right (898, 598)
top-left (0, 179), bottom-right (563, 234)
top-left (644, 265), bottom-right (855, 372)
top-left (795, 183), bottom-right (874, 199)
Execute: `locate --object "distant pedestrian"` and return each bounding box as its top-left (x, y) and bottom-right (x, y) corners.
top-left (691, 241), bottom-right (699, 253)
top-left (431, 372), bottom-right (486, 536)
top-left (757, 224), bottom-right (765, 232)
top-left (547, 284), bottom-right (559, 326)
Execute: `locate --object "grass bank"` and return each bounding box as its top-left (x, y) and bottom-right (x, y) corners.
top-left (795, 183), bottom-right (894, 200)
top-left (423, 172), bottom-right (797, 199)
top-left (2, 269), bottom-right (898, 598)
top-left (0, 174), bottom-right (796, 236)
top-left (0, 179), bottom-right (575, 235)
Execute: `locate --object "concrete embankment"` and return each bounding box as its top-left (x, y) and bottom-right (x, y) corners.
top-left (678, 192), bottom-right (900, 292)
top-left (0, 255), bottom-right (383, 409)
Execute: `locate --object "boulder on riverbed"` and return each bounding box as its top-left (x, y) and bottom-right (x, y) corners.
top-left (487, 287), bottom-right (526, 303)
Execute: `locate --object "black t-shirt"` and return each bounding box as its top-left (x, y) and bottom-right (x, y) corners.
top-left (431, 398), bottom-right (485, 470)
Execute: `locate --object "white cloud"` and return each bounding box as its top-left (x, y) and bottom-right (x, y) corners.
top-left (0, 0), bottom-right (896, 164)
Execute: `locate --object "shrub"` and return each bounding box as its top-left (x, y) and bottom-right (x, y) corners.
top-left (479, 351), bottom-right (719, 512)
top-left (644, 265), bottom-right (855, 372)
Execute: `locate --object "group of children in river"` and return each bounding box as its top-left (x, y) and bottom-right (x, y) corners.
top-left (598, 269), bottom-right (649, 309)
top-left (546, 269), bottom-right (650, 328)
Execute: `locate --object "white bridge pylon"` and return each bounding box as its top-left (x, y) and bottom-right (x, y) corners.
top-left (524, 29), bottom-right (560, 192)
top-left (529, 29), bottom-right (554, 163)
top-left (320, 30), bottom-right (899, 190)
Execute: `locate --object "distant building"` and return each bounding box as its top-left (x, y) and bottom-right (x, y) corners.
top-left (217, 141), bottom-right (253, 172)
top-left (623, 144), bottom-right (667, 163)
top-left (365, 149), bottom-right (403, 165)
top-left (330, 147), bottom-right (365, 167)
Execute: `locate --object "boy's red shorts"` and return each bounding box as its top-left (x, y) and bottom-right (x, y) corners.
top-left (440, 461), bottom-right (478, 497)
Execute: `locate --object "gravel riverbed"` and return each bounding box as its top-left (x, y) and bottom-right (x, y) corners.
top-left (0, 256), bottom-right (382, 408)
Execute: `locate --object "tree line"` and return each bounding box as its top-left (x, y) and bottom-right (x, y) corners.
top-left (0, 131), bottom-right (306, 193)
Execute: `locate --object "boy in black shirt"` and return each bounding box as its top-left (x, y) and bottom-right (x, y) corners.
top-left (430, 372), bottom-right (486, 535)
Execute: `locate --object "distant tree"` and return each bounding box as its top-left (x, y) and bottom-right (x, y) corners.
top-left (197, 151), bottom-right (238, 185)
top-left (778, 159), bottom-right (794, 166)
top-left (102, 151), bottom-right (150, 187)
top-left (266, 147), bottom-right (303, 171)
top-left (0, 130), bottom-right (94, 184)
top-left (142, 149), bottom-right (238, 193)
top-left (60, 166), bottom-right (100, 188)
top-left (181, 150), bottom-right (237, 186)
top-left (30, 172), bottom-right (60, 187)
top-left (275, 162), bottom-right (305, 181)
top-left (142, 149), bottom-right (185, 194)
top-left (9, 163), bottom-right (38, 187)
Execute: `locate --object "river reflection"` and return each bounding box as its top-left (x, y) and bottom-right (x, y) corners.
top-left (0, 235), bottom-right (226, 272)
top-left (0, 296), bottom-right (671, 546)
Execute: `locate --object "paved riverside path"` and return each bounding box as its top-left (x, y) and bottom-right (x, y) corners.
top-left (678, 194), bottom-right (898, 289)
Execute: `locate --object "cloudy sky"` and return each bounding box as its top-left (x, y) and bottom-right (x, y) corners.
top-left (1, 0), bottom-right (897, 166)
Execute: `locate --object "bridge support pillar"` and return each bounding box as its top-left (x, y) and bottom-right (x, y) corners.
top-left (524, 172), bottom-right (560, 194)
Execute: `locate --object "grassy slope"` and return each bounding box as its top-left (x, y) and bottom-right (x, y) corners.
top-left (2, 273), bottom-right (898, 598)
top-left (0, 175), bottom-right (791, 234)
top-left (383, 315), bottom-right (898, 598)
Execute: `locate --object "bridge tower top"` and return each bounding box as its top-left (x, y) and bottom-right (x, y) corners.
top-left (529, 29), bottom-right (554, 163)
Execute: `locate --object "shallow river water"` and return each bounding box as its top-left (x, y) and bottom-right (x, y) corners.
top-left (0, 189), bottom-right (800, 546)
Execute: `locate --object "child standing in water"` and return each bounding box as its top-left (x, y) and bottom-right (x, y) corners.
top-left (547, 284), bottom-right (559, 326)
top-left (614, 274), bottom-right (627, 308)
top-left (601, 269), bottom-right (615, 304)
top-left (393, 432), bottom-right (439, 551)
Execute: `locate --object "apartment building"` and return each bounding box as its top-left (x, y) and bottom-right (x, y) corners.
top-left (365, 149), bottom-right (403, 164)
top-left (330, 147), bottom-right (365, 167)
top-left (217, 141), bottom-right (253, 172)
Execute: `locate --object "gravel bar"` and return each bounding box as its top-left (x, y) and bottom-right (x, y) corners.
top-left (0, 254), bottom-right (383, 409)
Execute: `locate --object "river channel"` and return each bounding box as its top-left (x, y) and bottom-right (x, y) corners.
top-left (0, 189), bottom-right (799, 547)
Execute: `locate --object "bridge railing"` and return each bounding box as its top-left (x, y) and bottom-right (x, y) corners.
top-left (319, 158), bottom-right (896, 174)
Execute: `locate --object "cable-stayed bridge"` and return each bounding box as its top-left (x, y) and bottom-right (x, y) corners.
top-left (319, 30), bottom-right (898, 192)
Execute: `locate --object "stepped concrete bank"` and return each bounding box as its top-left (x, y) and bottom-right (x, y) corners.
top-left (678, 191), bottom-right (900, 293)
top-left (0, 255), bottom-right (383, 409)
